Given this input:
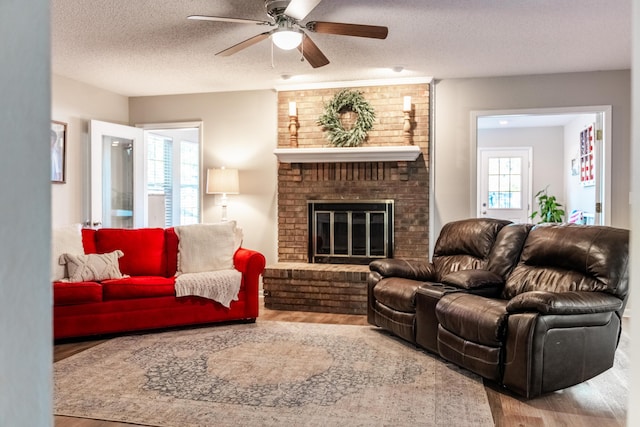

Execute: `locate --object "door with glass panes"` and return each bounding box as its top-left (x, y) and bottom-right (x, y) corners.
top-left (89, 120), bottom-right (145, 228)
top-left (478, 147), bottom-right (532, 223)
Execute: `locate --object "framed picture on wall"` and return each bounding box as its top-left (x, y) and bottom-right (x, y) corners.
top-left (51, 120), bottom-right (67, 183)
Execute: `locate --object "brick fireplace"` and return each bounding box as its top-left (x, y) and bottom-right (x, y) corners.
top-left (263, 82), bottom-right (430, 314)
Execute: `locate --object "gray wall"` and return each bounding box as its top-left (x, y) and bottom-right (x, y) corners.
top-left (129, 90), bottom-right (279, 265)
top-left (0, 0), bottom-right (52, 425)
top-left (433, 70), bottom-right (631, 238)
top-left (51, 74), bottom-right (130, 227)
top-left (628, 3), bottom-right (640, 425)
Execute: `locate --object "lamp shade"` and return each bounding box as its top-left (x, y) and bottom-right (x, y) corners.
top-left (206, 168), bottom-right (239, 194)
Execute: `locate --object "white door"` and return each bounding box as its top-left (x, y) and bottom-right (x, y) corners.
top-left (89, 120), bottom-right (146, 228)
top-left (478, 147), bottom-right (532, 223)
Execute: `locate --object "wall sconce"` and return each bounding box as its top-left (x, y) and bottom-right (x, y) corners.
top-left (206, 167), bottom-right (239, 221)
top-left (289, 101), bottom-right (298, 147)
top-left (402, 96), bottom-right (413, 145)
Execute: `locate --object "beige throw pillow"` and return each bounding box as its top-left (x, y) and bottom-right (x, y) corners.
top-left (60, 250), bottom-right (125, 282)
top-left (174, 221), bottom-right (241, 274)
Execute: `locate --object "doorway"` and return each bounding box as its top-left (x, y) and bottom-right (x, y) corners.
top-left (88, 120), bottom-right (203, 229)
top-left (471, 106), bottom-right (611, 225)
top-left (138, 122), bottom-right (203, 227)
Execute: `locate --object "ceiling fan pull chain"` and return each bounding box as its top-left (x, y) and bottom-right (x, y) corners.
top-left (271, 39), bottom-right (275, 69)
top-left (300, 33), bottom-right (305, 62)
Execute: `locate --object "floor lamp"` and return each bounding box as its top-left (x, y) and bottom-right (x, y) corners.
top-left (206, 167), bottom-right (239, 221)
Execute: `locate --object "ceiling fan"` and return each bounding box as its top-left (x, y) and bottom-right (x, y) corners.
top-left (188, 0), bottom-right (388, 68)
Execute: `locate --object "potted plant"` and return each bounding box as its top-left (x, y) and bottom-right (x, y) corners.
top-left (530, 187), bottom-right (565, 223)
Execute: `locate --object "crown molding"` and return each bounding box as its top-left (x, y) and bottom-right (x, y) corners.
top-left (275, 76), bottom-right (433, 92)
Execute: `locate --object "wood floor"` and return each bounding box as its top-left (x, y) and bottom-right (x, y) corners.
top-left (54, 300), bottom-right (629, 427)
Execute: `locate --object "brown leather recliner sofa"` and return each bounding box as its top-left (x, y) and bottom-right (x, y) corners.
top-left (368, 218), bottom-right (629, 398)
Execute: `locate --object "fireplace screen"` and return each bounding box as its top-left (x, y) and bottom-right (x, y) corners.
top-left (308, 200), bottom-right (394, 264)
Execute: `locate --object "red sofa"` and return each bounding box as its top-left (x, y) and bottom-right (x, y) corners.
top-left (53, 227), bottom-right (266, 340)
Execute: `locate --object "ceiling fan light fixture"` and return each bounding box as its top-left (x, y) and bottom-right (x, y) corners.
top-left (272, 29), bottom-right (303, 50)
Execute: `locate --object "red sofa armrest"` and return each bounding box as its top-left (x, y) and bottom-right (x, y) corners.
top-left (233, 248), bottom-right (266, 318)
top-left (234, 248), bottom-right (266, 280)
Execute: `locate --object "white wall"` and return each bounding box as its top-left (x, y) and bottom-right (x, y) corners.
top-left (563, 114), bottom-right (597, 221)
top-left (129, 90), bottom-right (278, 265)
top-left (51, 74), bottom-right (129, 227)
top-left (0, 0), bottom-right (52, 425)
top-left (433, 71), bottom-right (631, 238)
top-left (478, 126), bottom-right (565, 216)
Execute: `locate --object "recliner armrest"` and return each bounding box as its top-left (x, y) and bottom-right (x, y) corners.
top-left (506, 290), bottom-right (623, 315)
top-left (369, 258), bottom-right (435, 281)
top-left (440, 269), bottom-right (504, 290)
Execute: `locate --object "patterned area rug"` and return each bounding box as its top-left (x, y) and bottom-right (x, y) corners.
top-left (54, 321), bottom-right (494, 426)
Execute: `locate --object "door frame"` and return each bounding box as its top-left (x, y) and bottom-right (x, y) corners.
top-left (470, 105), bottom-right (612, 225)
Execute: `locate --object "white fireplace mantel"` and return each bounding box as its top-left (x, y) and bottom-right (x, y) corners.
top-left (273, 146), bottom-right (422, 163)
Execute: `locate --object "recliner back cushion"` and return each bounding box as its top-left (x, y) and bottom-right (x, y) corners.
top-left (502, 224), bottom-right (629, 300)
top-left (487, 223), bottom-right (533, 278)
top-left (432, 218), bottom-right (511, 279)
top-left (94, 228), bottom-right (168, 277)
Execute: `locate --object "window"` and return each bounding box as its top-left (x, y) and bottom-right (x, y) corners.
top-left (179, 140), bottom-right (199, 225)
top-left (145, 128), bottom-right (200, 226)
top-left (487, 156), bottom-right (522, 209)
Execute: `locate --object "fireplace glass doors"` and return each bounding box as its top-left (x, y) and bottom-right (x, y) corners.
top-left (308, 200), bottom-right (394, 264)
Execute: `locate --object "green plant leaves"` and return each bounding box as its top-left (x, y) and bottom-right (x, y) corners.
top-left (530, 187), bottom-right (565, 223)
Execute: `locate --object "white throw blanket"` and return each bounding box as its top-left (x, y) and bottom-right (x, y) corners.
top-left (175, 269), bottom-right (242, 308)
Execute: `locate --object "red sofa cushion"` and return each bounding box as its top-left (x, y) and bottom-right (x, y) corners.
top-left (54, 281), bottom-right (103, 305)
top-left (94, 228), bottom-right (167, 277)
top-left (101, 276), bottom-right (176, 300)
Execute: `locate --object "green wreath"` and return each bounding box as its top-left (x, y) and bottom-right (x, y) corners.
top-left (317, 89), bottom-right (375, 147)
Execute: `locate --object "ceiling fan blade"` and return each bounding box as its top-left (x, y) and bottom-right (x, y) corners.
top-left (297, 34), bottom-right (329, 68)
top-left (284, 0), bottom-right (322, 21)
top-left (216, 31), bottom-right (273, 57)
top-left (188, 15), bottom-right (272, 26)
top-left (306, 21), bottom-right (388, 39)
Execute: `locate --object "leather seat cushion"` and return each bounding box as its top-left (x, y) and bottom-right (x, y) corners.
top-left (436, 293), bottom-right (509, 347)
top-left (373, 277), bottom-right (423, 313)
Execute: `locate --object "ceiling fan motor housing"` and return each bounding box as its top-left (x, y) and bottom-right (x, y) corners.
top-left (265, 0), bottom-right (292, 19)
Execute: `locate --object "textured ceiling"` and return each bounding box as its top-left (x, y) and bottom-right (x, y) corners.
top-left (51, 0), bottom-right (631, 97)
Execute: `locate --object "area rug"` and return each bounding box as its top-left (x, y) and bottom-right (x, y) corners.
top-left (54, 321), bottom-right (494, 426)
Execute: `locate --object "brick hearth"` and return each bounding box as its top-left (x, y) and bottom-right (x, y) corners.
top-left (263, 263), bottom-right (369, 314)
top-left (264, 82), bottom-right (430, 315)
